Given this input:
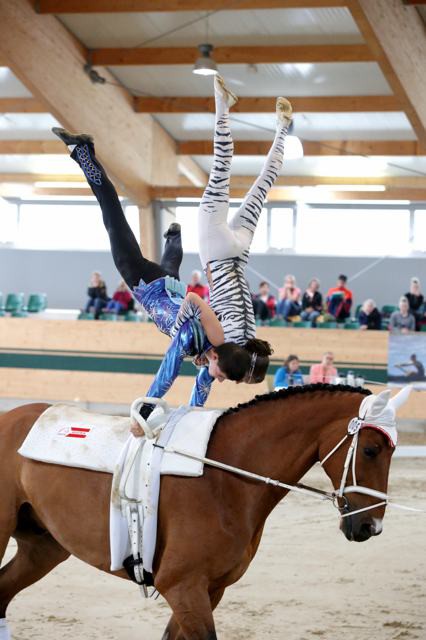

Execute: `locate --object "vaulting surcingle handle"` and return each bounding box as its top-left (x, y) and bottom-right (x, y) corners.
top-left (130, 397), bottom-right (170, 439)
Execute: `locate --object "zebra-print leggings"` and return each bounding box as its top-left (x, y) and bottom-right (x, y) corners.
top-left (198, 92), bottom-right (288, 269)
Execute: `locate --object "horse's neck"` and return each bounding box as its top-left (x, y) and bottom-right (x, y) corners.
top-left (213, 394), bottom-right (353, 516)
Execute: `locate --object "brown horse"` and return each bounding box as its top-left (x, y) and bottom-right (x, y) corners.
top-left (0, 385), bottom-right (397, 640)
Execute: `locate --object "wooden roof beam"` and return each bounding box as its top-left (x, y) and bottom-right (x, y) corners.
top-left (0, 98), bottom-right (47, 113)
top-left (0, 0), bottom-right (180, 206)
top-left (177, 139), bottom-right (425, 156)
top-left (348, 0), bottom-right (426, 146)
top-left (135, 95), bottom-right (401, 114)
top-left (92, 44), bottom-right (373, 66)
top-left (0, 140), bottom-right (66, 154)
top-left (36, 1), bottom-right (350, 14)
top-left (151, 185), bottom-right (426, 201)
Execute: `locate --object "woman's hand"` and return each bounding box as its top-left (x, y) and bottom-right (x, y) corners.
top-left (130, 418), bottom-right (145, 437)
top-left (193, 353), bottom-right (209, 367)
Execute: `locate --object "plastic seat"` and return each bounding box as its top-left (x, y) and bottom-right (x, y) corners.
top-left (5, 293), bottom-right (25, 313)
top-left (27, 293), bottom-right (47, 313)
top-left (344, 323), bottom-right (360, 330)
top-left (317, 322), bottom-right (338, 329)
top-left (125, 311), bottom-right (140, 322)
top-left (11, 310), bottom-right (29, 318)
top-left (269, 318), bottom-right (288, 327)
top-left (100, 312), bottom-right (119, 321)
top-left (291, 321), bottom-right (311, 328)
top-left (381, 304), bottom-right (398, 316)
top-left (77, 311), bottom-right (95, 320)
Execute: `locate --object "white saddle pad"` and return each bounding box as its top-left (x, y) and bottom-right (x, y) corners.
top-left (18, 403), bottom-right (223, 477)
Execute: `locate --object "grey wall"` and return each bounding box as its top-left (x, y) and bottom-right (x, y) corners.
top-left (1, 246), bottom-right (425, 309)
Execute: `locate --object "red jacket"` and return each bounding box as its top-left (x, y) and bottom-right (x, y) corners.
top-left (113, 290), bottom-right (132, 309)
top-left (187, 283), bottom-right (209, 301)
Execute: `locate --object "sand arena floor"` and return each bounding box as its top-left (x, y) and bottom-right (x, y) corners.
top-left (3, 458), bottom-right (426, 640)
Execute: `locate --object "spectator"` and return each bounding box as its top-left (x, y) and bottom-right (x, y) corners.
top-left (405, 277), bottom-right (424, 330)
top-left (326, 274), bottom-right (352, 322)
top-left (253, 281), bottom-right (276, 323)
top-left (389, 296), bottom-right (415, 334)
top-left (274, 354), bottom-right (304, 389)
top-left (300, 278), bottom-right (323, 326)
top-left (276, 274), bottom-right (302, 320)
top-left (310, 352), bottom-right (338, 384)
top-left (85, 271), bottom-right (108, 319)
top-left (105, 280), bottom-right (133, 315)
top-left (358, 299), bottom-right (382, 331)
top-left (187, 270), bottom-right (209, 301)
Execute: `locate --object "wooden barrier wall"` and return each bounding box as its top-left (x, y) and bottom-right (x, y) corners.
top-left (0, 318), bottom-right (424, 420)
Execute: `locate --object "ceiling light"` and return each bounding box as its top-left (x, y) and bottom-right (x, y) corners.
top-left (314, 184), bottom-right (386, 192)
top-left (193, 44), bottom-right (218, 76)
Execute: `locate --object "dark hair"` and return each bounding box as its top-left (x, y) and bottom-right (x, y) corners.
top-left (214, 343), bottom-right (250, 381)
top-left (259, 281), bottom-right (269, 288)
top-left (244, 338), bottom-right (274, 383)
top-left (284, 354), bottom-right (299, 371)
top-left (338, 274), bottom-right (348, 282)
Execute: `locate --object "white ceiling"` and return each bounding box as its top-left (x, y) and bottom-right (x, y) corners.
top-left (0, 68), bottom-right (32, 98)
top-left (58, 7), bottom-right (362, 48)
top-left (111, 62), bottom-right (392, 98)
top-left (155, 111), bottom-right (414, 141)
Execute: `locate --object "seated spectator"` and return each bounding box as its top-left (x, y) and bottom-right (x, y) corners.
top-left (85, 271), bottom-right (109, 320)
top-left (326, 274), bottom-right (352, 322)
top-left (405, 277), bottom-right (425, 331)
top-left (389, 296), bottom-right (416, 334)
top-left (358, 299), bottom-right (382, 331)
top-left (274, 354), bottom-right (304, 389)
top-left (300, 278), bottom-right (323, 327)
top-left (105, 280), bottom-right (133, 315)
top-left (310, 352), bottom-right (338, 384)
top-left (187, 270), bottom-right (209, 301)
top-left (253, 281), bottom-right (276, 323)
top-left (276, 274), bottom-right (302, 320)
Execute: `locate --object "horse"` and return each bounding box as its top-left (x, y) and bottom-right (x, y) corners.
top-left (0, 384), bottom-right (402, 640)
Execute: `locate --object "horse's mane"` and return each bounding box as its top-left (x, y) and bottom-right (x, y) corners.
top-left (222, 383), bottom-right (371, 417)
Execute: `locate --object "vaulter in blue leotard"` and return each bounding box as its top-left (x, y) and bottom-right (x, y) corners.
top-left (52, 128), bottom-right (252, 417)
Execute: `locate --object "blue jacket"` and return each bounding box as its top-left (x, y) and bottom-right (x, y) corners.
top-left (274, 367), bottom-right (304, 389)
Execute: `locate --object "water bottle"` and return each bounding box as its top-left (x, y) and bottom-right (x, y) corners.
top-left (346, 371), bottom-right (355, 386)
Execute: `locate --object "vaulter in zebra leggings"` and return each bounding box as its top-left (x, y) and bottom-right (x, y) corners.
top-left (52, 126), bottom-right (255, 419)
top-left (192, 74), bottom-right (293, 379)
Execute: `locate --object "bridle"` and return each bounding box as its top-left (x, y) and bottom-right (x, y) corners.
top-left (318, 417), bottom-right (392, 518)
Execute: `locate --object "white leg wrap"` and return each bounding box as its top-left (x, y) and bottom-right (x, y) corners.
top-left (0, 619), bottom-right (11, 640)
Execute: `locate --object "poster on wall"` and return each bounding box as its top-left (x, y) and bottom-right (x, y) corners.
top-left (388, 334), bottom-right (426, 389)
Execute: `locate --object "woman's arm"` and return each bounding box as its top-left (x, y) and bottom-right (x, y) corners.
top-left (186, 292), bottom-right (225, 346)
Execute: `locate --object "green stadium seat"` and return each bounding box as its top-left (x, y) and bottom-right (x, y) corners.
top-left (100, 312), bottom-right (119, 321)
top-left (125, 311), bottom-right (140, 322)
top-left (269, 318), bottom-right (288, 327)
top-left (26, 293), bottom-right (47, 313)
top-left (420, 325), bottom-right (426, 332)
top-left (381, 304), bottom-right (398, 316)
top-left (317, 322), bottom-right (338, 329)
top-left (291, 321), bottom-right (311, 328)
top-left (11, 310), bottom-right (29, 318)
top-left (0, 293), bottom-right (5, 317)
top-left (344, 323), bottom-right (360, 330)
top-left (77, 311), bottom-right (95, 320)
top-left (5, 293), bottom-right (25, 313)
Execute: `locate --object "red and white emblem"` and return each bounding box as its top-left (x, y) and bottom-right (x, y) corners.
top-left (57, 426), bottom-right (92, 439)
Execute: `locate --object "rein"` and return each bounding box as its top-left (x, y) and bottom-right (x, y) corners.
top-left (153, 418), bottom-right (426, 519)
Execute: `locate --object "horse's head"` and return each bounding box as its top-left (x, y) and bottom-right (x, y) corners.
top-left (320, 386), bottom-right (411, 542)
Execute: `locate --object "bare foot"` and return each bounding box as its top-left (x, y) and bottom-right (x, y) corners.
top-left (276, 97), bottom-right (292, 127)
top-left (214, 74), bottom-right (238, 108)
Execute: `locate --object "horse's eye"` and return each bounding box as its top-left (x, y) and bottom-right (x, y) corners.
top-left (363, 447), bottom-right (379, 459)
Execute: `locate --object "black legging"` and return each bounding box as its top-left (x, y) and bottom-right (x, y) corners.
top-left (71, 143), bottom-right (183, 288)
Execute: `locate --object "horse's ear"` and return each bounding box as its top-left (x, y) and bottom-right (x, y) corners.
top-left (358, 389), bottom-right (390, 419)
top-left (389, 385), bottom-right (412, 412)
